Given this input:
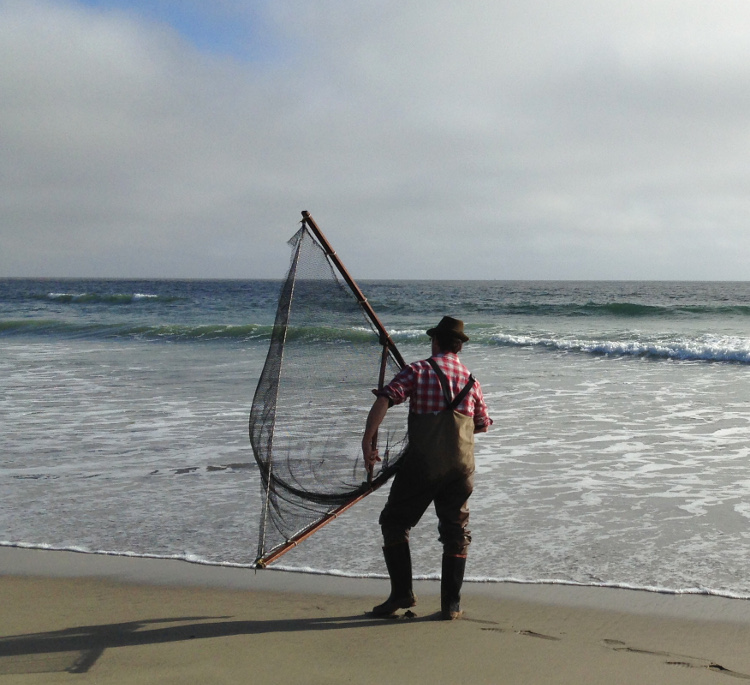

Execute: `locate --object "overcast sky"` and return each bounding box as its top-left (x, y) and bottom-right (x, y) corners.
top-left (2, 0), bottom-right (749, 280)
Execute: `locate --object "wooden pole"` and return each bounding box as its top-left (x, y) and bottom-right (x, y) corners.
top-left (255, 470), bottom-right (391, 568)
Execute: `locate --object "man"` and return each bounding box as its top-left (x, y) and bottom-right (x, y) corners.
top-left (362, 316), bottom-right (493, 620)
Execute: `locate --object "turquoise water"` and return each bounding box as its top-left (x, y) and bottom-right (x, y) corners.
top-left (3, 278), bottom-right (750, 597)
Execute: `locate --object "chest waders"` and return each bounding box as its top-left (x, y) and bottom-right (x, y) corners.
top-left (372, 358), bottom-right (477, 619)
top-left (403, 358), bottom-right (476, 481)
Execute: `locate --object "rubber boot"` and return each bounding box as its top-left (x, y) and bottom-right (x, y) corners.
top-left (371, 542), bottom-right (417, 617)
top-left (441, 554), bottom-right (466, 620)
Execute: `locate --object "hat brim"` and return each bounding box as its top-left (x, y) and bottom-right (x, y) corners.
top-left (426, 327), bottom-right (469, 342)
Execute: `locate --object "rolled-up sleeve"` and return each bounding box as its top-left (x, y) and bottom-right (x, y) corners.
top-left (378, 365), bottom-right (416, 406)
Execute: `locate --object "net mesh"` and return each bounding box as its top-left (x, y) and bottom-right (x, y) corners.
top-left (249, 224), bottom-right (408, 565)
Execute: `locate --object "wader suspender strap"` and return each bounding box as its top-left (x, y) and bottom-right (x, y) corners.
top-left (427, 358), bottom-right (476, 411)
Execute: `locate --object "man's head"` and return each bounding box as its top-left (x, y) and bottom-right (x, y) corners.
top-left (427, 316), bottom-right (469, 353)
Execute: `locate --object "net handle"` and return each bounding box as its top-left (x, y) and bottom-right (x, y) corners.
top-left (367, 342), bottom-right (391, 485)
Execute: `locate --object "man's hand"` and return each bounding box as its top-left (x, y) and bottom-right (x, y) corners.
top-left (362, 437), bottom-right (381, 474)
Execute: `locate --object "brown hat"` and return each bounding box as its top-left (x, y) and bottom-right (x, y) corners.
top-left (426, 316), bottom-right (469, 342)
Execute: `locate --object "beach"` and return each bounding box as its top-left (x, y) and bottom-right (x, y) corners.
top-left (3, 547), bottom-right (750, 684)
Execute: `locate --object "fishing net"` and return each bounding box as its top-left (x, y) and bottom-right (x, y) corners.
top-left (249, 222), bottom-right (408, 566)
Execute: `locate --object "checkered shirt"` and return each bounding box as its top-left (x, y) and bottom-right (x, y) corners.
top-left (380, 352), bottom-right (493, 430)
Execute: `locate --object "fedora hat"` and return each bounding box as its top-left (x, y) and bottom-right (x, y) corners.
top-left (426, 316), bottom-right (469, 342)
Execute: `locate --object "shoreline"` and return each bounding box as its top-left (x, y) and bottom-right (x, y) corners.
top-left (3, 545), bottom-right (750, 623)
top-left (4, 547), bottom-right (750, 683)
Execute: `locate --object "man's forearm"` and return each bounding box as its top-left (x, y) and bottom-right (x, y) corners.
top-left (364, 395), bottom-right (390, 442)
top-left (362, 395), bottom-right (390, 470)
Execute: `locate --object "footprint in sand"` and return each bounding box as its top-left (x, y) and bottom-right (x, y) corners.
top-left (480, 627), bottom-right (561, 641)
top-left (601, 639), bottom-right (750, 680)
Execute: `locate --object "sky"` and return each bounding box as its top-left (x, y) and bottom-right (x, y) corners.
top-left (2, 0), bottom-right (750, 280)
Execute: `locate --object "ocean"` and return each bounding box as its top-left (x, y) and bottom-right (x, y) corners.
top-left (3, 277), bottom-right (750, 598)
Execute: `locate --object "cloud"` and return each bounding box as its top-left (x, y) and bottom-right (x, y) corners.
top-left (2, 0), bottom-right (750, 279)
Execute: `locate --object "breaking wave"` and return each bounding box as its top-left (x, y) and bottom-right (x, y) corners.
top-left (493, 333), bottom-right (750, 364)
top-left (36, 292), bottom-right (182, 305)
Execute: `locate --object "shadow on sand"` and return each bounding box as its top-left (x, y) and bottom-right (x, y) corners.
top-left (0, 611), bottom-right (429, 675)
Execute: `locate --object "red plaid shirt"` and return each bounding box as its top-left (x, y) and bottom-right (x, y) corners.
top-left (380, 352), bottom-right (493, 430)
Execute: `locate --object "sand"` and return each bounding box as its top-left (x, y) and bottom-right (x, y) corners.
top-left (2, 547), bottom-right (750, 684)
